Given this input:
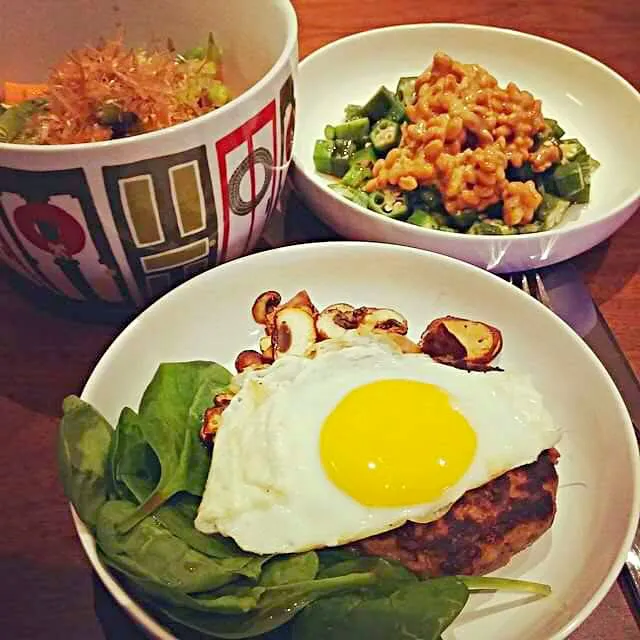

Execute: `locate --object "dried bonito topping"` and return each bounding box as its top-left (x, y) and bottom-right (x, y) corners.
top-left (419, 316), bottom-right (503, 370)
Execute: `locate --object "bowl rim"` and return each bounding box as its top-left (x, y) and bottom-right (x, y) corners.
top-left (0, 0), bottom-right (298, 154)
top-left (73, 240), bottom-right (640, 640)
top-left (293, 22), bottom-right (640, 245)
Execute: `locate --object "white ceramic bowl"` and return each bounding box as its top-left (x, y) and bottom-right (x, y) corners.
top-left (292, 24), bottom-right (640, 273)
top-left (73, 241), bottom-right (638, 639)
top-left (0, 0), bottom-right (297, 309)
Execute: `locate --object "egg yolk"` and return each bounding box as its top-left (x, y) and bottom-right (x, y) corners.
top-left (319, 379), bottom-right (477, 507)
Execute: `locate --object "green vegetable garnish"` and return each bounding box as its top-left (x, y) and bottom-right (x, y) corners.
top-left (0, 98), bottom-right (47, 143)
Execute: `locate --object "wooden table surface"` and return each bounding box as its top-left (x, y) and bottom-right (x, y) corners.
top-left (1, 1), bottom-right (639, 638)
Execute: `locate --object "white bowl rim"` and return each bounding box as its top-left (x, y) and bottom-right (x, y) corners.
top-left (73, 240), bottom-right (640, 640)
top-left (0, 0), bottom-right (298, 154)
top-left (293, 22), bottom-right (640, 245)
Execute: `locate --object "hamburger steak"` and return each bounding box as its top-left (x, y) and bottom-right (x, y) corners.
top-left (356, 448), bottom-right (559, 577)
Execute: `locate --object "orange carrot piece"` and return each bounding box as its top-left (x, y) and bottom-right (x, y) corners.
top-left (3, 81), bottom-right (48, 104)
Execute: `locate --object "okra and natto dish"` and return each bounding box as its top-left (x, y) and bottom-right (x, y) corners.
top-left (313, 52), bottom-right (599, 235)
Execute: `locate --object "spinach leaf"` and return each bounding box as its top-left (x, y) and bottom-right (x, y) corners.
top-left (156, 494), bottom-right (256, 561)
top-left (110, 407), bottom-right (250, 561)
top-left (97, 501), bottom-right (265, 594)
top-left (117, 361), bottom-right (232, 532)
top-left (131, 567), bottom-right (378, 638)
top-left (316, 546), bottom-right (360, 570)
top-left (108, 407), bottom-right (159, 501)
top-left (259, 552), bottom-right (319, 587)
top-left (318, 556), bottom-right (418, 587)
top-left (291, 577), bottom-right (469, 640)
top-left (100, 549), bottom-right (265, 614)
top-left (57, 395), bottom-right (113, 531)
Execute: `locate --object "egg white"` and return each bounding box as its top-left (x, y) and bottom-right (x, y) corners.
top-left (195, 333), bottom-right (561, 554)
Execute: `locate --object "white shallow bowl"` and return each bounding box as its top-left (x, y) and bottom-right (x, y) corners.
top-left (292, 24), bottom-right (640, 273)
top-left (73, 242), bottom-right (638, 639)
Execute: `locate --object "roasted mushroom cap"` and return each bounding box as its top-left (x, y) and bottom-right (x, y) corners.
top-left (234, 350), bottom-right (266, 373)
top-left (419, 316), bottom-right (503, 369)
top-left (251, 291), bottom-right (281, 326)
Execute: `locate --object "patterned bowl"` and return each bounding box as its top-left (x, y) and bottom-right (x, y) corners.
top-left (0, 0), bottom-right (297, 310)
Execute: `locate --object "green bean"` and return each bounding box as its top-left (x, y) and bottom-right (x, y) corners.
top-left (344, 104), bottom-right (364, 121)
top-left (334, 117), bottom-right (370, 141)
top-left (369, 118), bottom-right (400, 154)
top-left (341, 164), bottom-right (372, 188)
top-left (552, 161), bottom-right (586, 200)
top-left (350, 145), bottom-right (377, 168)
top-left (559, 139), bottom-right (585, 162)
top-left (328, 183), bottom-right (370, 208)
top-left (324, 124), bottom-right (336, 140)
top-left (368, 189), bottom-right (409, 219)
top-left (535, 193), bottom-right (571, 230)
top-left (468, 220), bottom-right (517, 235)
top-left (362, 86), bottom-right (397, 122)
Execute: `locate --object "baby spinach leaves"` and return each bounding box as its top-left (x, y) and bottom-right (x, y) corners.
top-left (97, 500), bottom-right (266, 594)
top-left (115, 361), bottom-right (231, 532)
top-left (58, 395), bottom-right (113, 531)
top-left (291, 577), bottom-right (469, 640)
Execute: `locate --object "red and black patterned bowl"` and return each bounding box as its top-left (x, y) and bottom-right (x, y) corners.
top-left (0, 0), bottom-right (298, 310)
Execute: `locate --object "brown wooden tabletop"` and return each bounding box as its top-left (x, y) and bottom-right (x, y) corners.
top-left (1, 1), bottom-right (639, 638)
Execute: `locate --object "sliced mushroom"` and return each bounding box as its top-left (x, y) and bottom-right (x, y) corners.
top-left (235, 350), bottom-right (265, 373)
top-left (200, 405), bottom-right (224, 446)
top-left (252, 291), bottom-right (281, 325)
top-left (272, 306), bottom-right (317, 358)
top-left (354, 307), bottom-right (409, 335)
top-left (419, 316), bottom-right (503, 369)
top-left (316, 303), bottom-right (357, 339)
top-left (280, 290), bottom-right (317, 315)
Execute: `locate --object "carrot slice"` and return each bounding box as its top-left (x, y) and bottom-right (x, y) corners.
top-left (3, 81), bottom-right (48, 104)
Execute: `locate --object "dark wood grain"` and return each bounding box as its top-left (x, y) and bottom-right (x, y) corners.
top-left (1, 1), bottom-right (639, 638)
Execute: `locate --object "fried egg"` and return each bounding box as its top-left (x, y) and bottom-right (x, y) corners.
top-left (195, 333), bottom-right (561, 554)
